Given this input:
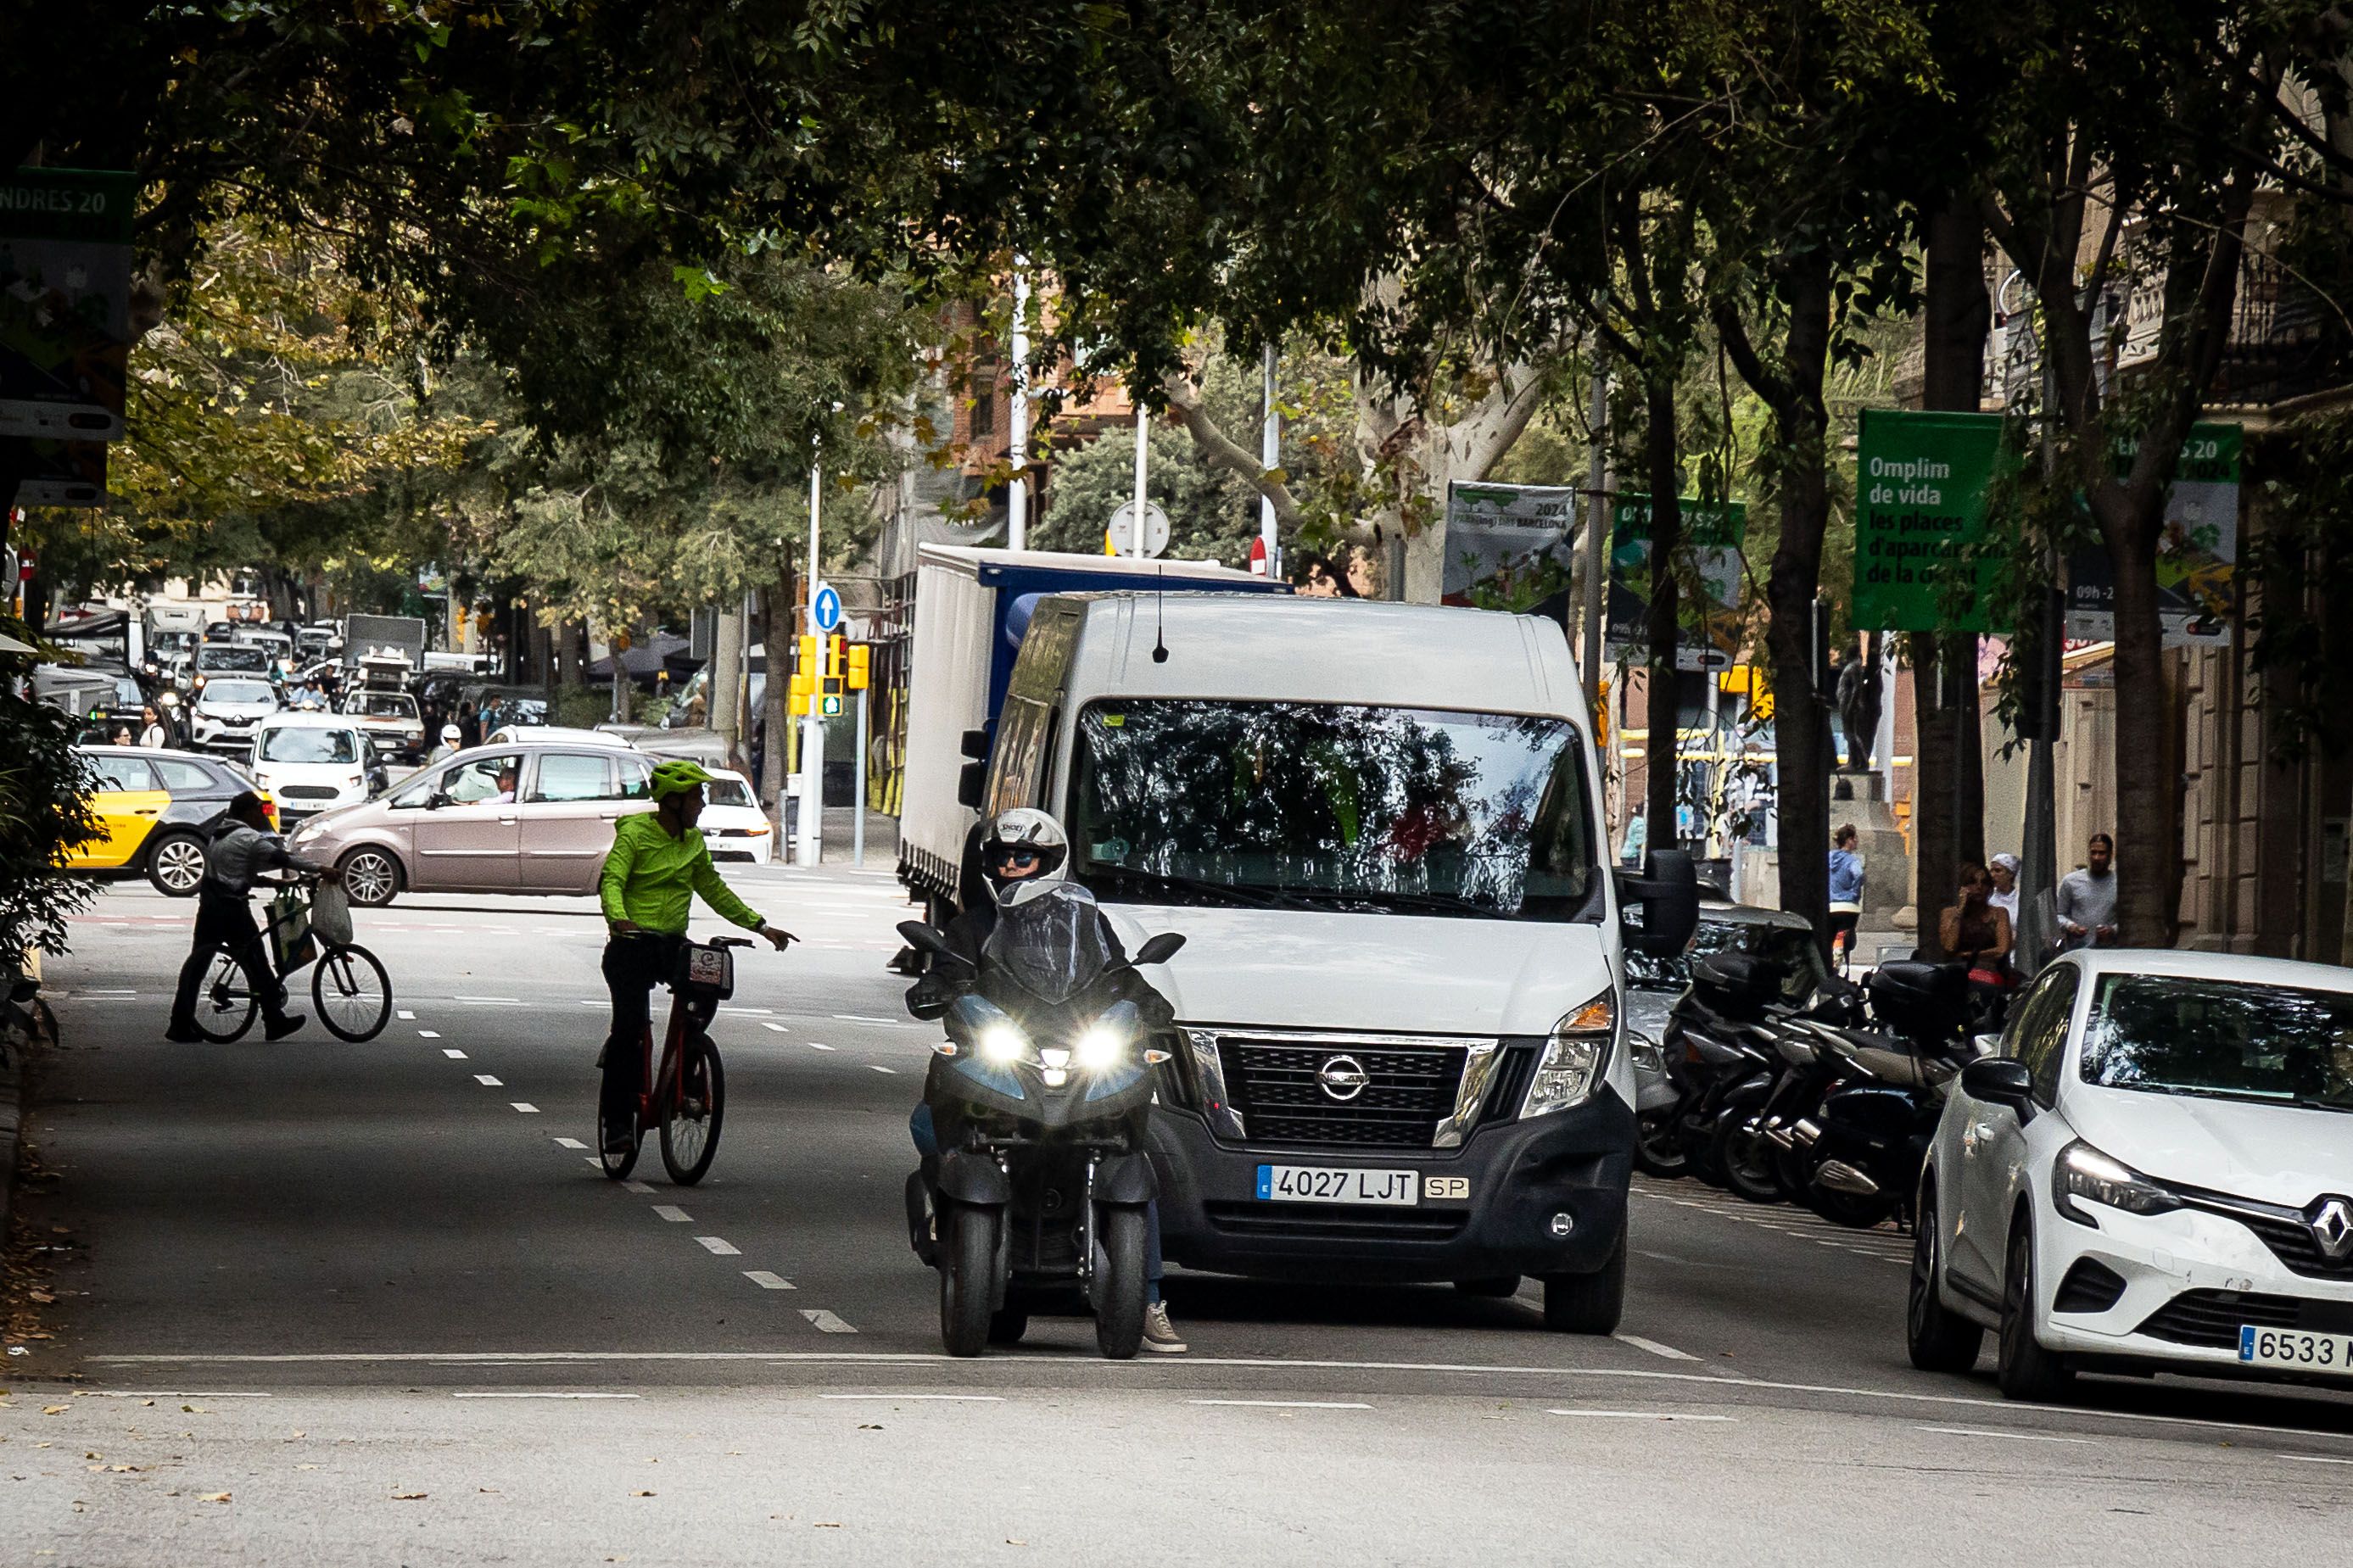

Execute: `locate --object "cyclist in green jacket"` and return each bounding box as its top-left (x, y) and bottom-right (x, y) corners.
top-left (599, 759), bottom-right (794, 1155)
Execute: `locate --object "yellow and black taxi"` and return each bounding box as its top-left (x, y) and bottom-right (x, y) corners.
top-left (70, 746), bottom-right (277, 896)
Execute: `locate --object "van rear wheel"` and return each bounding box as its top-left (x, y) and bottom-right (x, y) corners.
top-left (1540, 1228), bottom-right (1626, 1335)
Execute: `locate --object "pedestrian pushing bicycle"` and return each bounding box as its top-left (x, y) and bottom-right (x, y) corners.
top-left (166, 790), bottom-right (393, 1044)
top-left (595, 761), bottom-right (794, 1182)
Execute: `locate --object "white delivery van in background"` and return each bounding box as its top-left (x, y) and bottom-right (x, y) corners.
top-left (958, 592), bottom-right (1697, 1331)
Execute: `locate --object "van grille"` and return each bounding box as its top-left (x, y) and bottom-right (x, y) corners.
top-left (1215, 1035), bottom-right (1469, 1149)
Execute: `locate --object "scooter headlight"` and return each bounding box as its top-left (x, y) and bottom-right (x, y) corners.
top-left (978, 1023), bottom-right (1029, 1065)
top-left (1522, 993), bottom-right (1615, 1119)
top-left (1075, 1022), bottom-right (1131, 1072)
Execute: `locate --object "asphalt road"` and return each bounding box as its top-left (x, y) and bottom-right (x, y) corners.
top-left (8, 871), bottom-right (2353, 1565)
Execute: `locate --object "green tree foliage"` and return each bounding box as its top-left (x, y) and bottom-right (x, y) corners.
top-left (1036, 425), bottom-right (1256, 565)
top-left (0, 653), bottom-right (101, 963)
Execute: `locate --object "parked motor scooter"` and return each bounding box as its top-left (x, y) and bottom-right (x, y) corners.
top-left (898, 883), bottom-right (1184, 1359)
top-left (1788, 961), bottom-right (1978, 1228)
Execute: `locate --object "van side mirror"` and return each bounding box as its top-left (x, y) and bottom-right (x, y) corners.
top-left (1617, 848), bottom-right (1700, 957)
top-left (959, 728), bottom-right (990, 761)
top-left (1960, 1055), bottom-right (2035, 1113)
top-left (956, 761), bottom-right (986, 810)
top-left (1133, 932), bottom-right (1186, 966)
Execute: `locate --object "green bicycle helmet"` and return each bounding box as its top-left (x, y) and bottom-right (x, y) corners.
top-left (647, 758), bottom-right (718, 801)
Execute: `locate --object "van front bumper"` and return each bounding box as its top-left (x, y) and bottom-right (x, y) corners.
top-left (1148, 1091), bottom-right (1634, 1283)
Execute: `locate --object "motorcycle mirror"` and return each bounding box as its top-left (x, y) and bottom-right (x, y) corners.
top-left (1617, 848), bottom-right (1701, 957)
top-left (1132, 932), bottom-right (1186, 966)
top-left (9, 977), bottom-right (38, 1003)
top-left (959, 728), bottom-right (990, 761)
top-left (896, 921), bottom-right (965, 963)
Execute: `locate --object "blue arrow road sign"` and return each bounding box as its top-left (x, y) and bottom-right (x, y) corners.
top-left (812, 583), bottom-right (842, 633)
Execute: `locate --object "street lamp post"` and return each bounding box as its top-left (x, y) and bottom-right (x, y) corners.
top-left (797, 433), bottom-right (825, 867)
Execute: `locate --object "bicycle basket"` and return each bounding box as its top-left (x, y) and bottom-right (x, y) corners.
top-left (677, 941), bottom-right (735, 1001)
top-left (310, 880), bottom-right (353, 947)
top-left (267, 890), bottom-right (316, 977)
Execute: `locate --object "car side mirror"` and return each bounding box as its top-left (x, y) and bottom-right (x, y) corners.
top-left (1960, 1056), bottom-right (2036, 1119)
top-left (959, 728), bottom-right (990, 761)
top-left (1616, 848), bottom-right (1701, 957)
top-left (955, 761), bottom-right (986, 810)
top-left (427, 791), bottom-right (451, 810)
top-left (1133, 932), bottom-right (1186, 966)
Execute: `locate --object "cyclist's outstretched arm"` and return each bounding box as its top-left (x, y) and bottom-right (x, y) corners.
top-left (689, 851), bottom-right (794, 951)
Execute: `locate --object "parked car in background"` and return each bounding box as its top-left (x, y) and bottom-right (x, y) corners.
top-left (1911, 949), bottom-right (2353, 1402)
top-left (190, 676), bottom-right (282, 753)
top-left (483, 723), bottom-right (634, 750)
top-left (69, 745), bottom-right (271, 895)
top-left (696, 768), bottom-right (774, 863)
top-left (290, 741), bottom-right (658, 905)
top-left (341, 687), bottom-right (428, 762)
top-left (249, 712), bottom-right (388, 823)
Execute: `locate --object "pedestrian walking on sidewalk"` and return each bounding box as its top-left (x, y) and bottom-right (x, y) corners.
top-left (165, 793), bottom-right (327, 1042)
top-left (1827, 823), bottom-right (1864, 969)
top-left (2057, 833), bottom-right (2120, 950)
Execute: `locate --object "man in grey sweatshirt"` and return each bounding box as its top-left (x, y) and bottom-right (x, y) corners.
top-left (2056, 832), bottom-right (2119, 950)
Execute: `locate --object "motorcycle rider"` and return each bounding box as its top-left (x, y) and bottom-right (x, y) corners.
top-left (906, 807), bottom-right (1188, 1353)
top-left (598, 758), bottom-right (795, 1156)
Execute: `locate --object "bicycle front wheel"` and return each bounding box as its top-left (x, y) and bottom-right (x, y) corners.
top-left (657, 1035), bottom-right (726, 1186)
top-left (312, 944), bottom-right (392, 1041)
top-left (192, 951), bottom-right (259, 1042)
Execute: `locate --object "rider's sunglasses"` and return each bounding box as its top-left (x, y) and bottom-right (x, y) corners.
top-left (995, 848), bottom-right (1042, 870)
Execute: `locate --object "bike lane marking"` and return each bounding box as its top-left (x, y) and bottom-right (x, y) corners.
top-left (1613, 1335), bottom-right (1699, 1362)
top-left (696, 1237), bottom-right (740, 1255)
top-left (651, 1205), bottom-right (691, 1223)
top-left (553, 1138), bottom-right (588, 1151)
top-left (1917, 1425), bottom-right (2093, 1444)
top-left (743, 1272), bottom-right (796, 1290)
top-left (443, 1048), bottom-right (466, 1058)
top-left (473, 1074), bottom-right (503, 1087)
top-left (418, 1030), bottom-right (442, 1039)
top-left (511, 1103), bottom-right (539, 1113)
top-left (1548, 1409), bottom-right (1735, 1421)
top-left (1189, 1399), bottom-right (1372, 1409)
top-left (800, 1310), bottom-right (858, 1334)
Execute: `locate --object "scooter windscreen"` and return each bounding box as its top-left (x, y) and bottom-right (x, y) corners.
top-left (982, 882), bottom-right (1116, 1006)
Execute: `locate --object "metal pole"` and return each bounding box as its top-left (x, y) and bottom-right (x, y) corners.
top-left (1579, 364), bottom-right (1611, 705)
top-left (1132, 401), bottom-right (1149, 557)
top-left (853, 687), bottom-right (869, 868)
top-left (799, 441), bottom-right (825, 867)
top-left (1009, 265), bottom-right (1030, 551)
top-left (1260, 341), bottom-right (1280, 574)
top-left (737, 586), bottom-right (755, 760)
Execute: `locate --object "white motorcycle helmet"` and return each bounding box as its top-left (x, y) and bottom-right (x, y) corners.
top-left (981, 807), bottom-right (1070, 901)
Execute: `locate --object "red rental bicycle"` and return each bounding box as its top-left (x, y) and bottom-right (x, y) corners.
top-left (599, 933), bottom-right (759, 1186)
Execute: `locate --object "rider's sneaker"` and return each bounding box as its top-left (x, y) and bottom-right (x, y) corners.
top-left (264, 1013), bottom-right (307, 1041)
top-left (603, 1133), bottom-right (636, 1160)
top-left (164, 1024), bottom-right (204, 1044)
top-left (1142, 1302), bottom-right (1188, 1353)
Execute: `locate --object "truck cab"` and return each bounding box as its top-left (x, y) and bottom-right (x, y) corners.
top-left (966, 592), bottom-right (1696, 1330)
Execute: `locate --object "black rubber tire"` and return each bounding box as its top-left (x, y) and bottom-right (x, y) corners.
top-left (144, 831), bottom-right (208, 896)
top-left (1907, 1186), bottom-right (1987, 1373)
top-left (338, 846), bottom-right (403, 907)
top-left (1632, 1113), bottom-right (1691, 1179)
top-left (1452, 1275), bottom-right (1523, 1298)
top-left (189, 951), bottom-right (258, 1042)
top-left (940, 1206), bottom-right (1000, 1358)
top-left (1997, 1217), bottom-right (2074, 1402)
top-left (657, 1036), bottom-right (725, 1186)
top-left (1713, 1108), bottom-right (1784, 1205)
top-left (310, 943), bottom-right (392, 1042)
top-left (987, 1309), bottom-right (1030, 1346)
top-left (1093, 1205), bottom-right (1149, 1359)
top-left (596, 1093), bottom-right (640, 1181)
top-left (1541, 1227), bottom-right (1627, 1335)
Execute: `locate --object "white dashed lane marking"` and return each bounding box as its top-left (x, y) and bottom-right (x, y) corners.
top-left (1615, 1335), bottom-right (1700, 1362)
top-left (511, 1102), bottom-right (539, 1114)
top-left (1918, 1426), bottom-right (2092, 1445)
top-left (651, 1205), bottom-right (692, 1223)
top-left (696, 1237), bottom-right (741, 1256)
top-left (419, 1030), bottom-right (442, 1039)
top-left (397, 1010), bottom-right (416, 1020)
top-left (801, 1309), bottom-right (857, 1334)
top-left (623, 1180), bottom-right (656, 1195)
top-left (868, 1064), bottom-right (897, 1074)
top-left (473, 1074), bottom-right (503, 1087)
top-left (1550, 1409), bottom-right (1735, 1422)
top-left (1189, 1400), bottom-right (1372, 1409)
top-left (553, 1138), bottom-right (588, 1151)
top-left (743, 1271), bottom-right (795, 1290)
top-left (820, 1392), bottom-right (1002, 1403)
top-left (442, 1048), bottom-right (466, 1058)
top-left (453, 1392), bottom-right (640, 1400)
top-left (808, 1042), bottom-right (836, 1052)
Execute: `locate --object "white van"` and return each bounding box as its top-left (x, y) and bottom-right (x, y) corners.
top-left (249, 712), bottom-right (387, 821)
top-left (959, 593), bottom-right (1696, 1331)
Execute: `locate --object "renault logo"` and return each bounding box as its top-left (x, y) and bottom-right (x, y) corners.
top-left (1316, 1055), bottom-right (1370, 1102)
top-left (2310, 1197), bottom-right (2353, 1264)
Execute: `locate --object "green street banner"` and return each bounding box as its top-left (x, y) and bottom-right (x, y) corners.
top-left (2, 167), bottom-right (138, 443)
top-left (2065, 422), bottom-right (2240, 646)
top-left (1602, 494), bottom-right (1747, 670)
top-left (1442, 480), bottom-right (1582, 600)
top-left (1852, 408), bottom-right (2013, 632)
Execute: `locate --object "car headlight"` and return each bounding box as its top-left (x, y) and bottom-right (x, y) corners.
top-left (978, 1022), bottom-right (1029, 1065)
top-left (2053, 1140), bottom-right (2181, 1227)
top-left (1522, 993), bottom-right (1614, 1119)
top-left (1076, 1021), bottom-right (1130, 1072)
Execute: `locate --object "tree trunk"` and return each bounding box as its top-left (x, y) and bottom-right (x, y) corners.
top-left (762, 544), bottom-right (796, 825)
top-left (2105, 524), bottom-right (2171, 944)
top-left (1948, 632), bottom-right (1984, 869)
top-left (1641, 378), bottom-right (1683, 851)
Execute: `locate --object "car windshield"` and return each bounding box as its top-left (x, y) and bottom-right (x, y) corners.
top-left (198, 645), bottom-right (269, 672)
top-left (706, 778), bottom-right (755, 808)
top-left (1069, 699), bottom-right (1596, 920)
top-left (352, 693), bottom-right (416, 718)
top-left (205, 680), bottom-right (276, 705)
top-left (259, 727), bottom-right (359, 764)
top-left (2080, 974), bottom-right (2353, 1113)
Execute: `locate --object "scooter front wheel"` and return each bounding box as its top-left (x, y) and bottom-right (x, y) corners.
top-left (1093, 1205), bottom-right (1148, 1359)
top-left (939, 1206), bottom-right (1000, 1358)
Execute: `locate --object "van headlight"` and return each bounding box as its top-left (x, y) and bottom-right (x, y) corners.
top-left (2053, 1140), bottom-right (2180, 1227)
top-left (1521, 994), bottom-right (1615, 1119)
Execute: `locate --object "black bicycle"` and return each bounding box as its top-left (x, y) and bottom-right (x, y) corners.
top-left (190, 874), bottom-right (393, 1043)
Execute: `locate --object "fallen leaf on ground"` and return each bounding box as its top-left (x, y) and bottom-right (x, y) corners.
top-left (858, 1423), bottom-right (882, 1431)
top-left (288, 1431), bottom-right (304, 1438)
top-left (1007, 1539), bottom-right (1028, 1547)
top-left (392, 1492), bottom-right (428, 1500)
top-left (632, 1489), bottom-right (656, 1498)
top-left (28, 1292), bottom-right (53, 1304)
top-left (199, 1492), bottom-right (232, 1503)
top-left (814, 1522), bottom-right (841, 1528)
top-left (42, 1406), bottom-right (66, 1415)
top-left (296, 1464), bottom-right (319, 1471)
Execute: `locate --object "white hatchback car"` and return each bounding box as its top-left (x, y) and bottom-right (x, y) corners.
top-left (249, 712), bottom-right (388, 822)
top-left (1909, 949), bottom-right (2353, 1401)
top-left (696, 767), bottom-right (774, 862)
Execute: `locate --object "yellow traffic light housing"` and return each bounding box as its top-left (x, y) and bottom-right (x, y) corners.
top-left (847, 643), bottom-right (871, 691)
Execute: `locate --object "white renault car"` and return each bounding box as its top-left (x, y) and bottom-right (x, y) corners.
top-left (190, 675), bottom-right (282, 754)
top-left (1909, 949), bottom-right (2353, 1401)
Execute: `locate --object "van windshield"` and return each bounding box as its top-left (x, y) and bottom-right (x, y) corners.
top-left (1069, 700), bottom-right (1597, 920)
top-left (259, 727), bottom-right (359, 764)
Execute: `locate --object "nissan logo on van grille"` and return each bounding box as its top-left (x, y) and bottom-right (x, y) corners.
top-left (1316, 1055), bottom-right (1370, 1102)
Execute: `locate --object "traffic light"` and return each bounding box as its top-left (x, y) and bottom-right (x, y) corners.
top-left (847, 643), bottom-right (871, 691)
top-left (793, 635), bottom-right (819, 697)
top-left (827, 633), bottom-right (847, 679)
